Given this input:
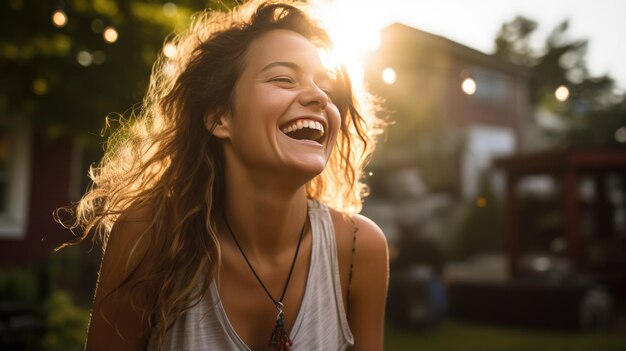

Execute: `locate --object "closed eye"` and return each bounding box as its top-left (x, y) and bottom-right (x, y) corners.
top-left (270, 76), bottom-right (295, 84)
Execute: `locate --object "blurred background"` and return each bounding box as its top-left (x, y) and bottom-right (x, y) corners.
top-left (1, 0), bottom-right (625, 350)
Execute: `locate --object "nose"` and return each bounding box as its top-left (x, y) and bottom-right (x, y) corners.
top-left (298, 83), bottom-right (328, 110)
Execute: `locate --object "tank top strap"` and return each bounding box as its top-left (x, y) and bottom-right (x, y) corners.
top-left (304, 199), bottom-right (354, 346)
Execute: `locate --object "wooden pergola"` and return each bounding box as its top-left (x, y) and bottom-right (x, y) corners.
top-left (494, 148), bottom-right (626, 278)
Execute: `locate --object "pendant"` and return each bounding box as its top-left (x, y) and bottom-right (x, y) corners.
top-left (268, 302), bottom-right (293, 351)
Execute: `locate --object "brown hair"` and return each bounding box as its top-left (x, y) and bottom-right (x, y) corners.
top-left (56, 0), bottom-right (383, 346)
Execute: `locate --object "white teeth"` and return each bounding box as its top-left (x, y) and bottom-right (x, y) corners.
top-left (281, 119), bottom-right (325, 135)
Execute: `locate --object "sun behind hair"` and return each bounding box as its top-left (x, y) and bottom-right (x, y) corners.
top-left (56, 0), bottom-right (384, 346)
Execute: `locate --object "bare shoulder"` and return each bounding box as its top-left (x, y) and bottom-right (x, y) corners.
top-left (329, 207), bottom-right (388, 350)
top-left (328, 208), bottom-right (388, 259)
top-left (328, 208), bottom-right (388, 294)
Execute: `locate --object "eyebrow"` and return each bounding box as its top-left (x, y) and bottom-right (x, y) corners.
top-left (260, 61), bottom-right (300, 73)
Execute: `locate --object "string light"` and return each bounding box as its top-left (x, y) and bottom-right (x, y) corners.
top-left (32, 79), bottom-right (48, 95)
top-left (555, 85), bottom-right (570, 102)
top-left (77, 51), bottom-right (93, 66)
top-left (476, 197), bottom-right (487, 208)
top-left (382, 67), bottom-right (396, 85)
top-left (103, 26), bottom-right (119, 43)
top-left (52, 9), bottom-right (68, 28)
top-left (163, 43), bottom-right (177, 58)
top-left (162, 2), bottom-right (177, 17)
top-left (462, 77), bottom-right (477, 95)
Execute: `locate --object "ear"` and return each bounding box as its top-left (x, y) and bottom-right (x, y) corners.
top-left (206, 113), bottom-right (231, 139)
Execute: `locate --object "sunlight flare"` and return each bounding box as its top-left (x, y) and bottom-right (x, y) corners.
top-left (311, 0), bottom-right (394, 85)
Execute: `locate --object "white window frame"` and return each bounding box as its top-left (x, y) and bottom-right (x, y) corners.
top-left (0, 119), bottom-right (32, 239)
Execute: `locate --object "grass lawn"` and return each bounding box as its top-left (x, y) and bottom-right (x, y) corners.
top-left (384, 319), bottom-right (626, 351)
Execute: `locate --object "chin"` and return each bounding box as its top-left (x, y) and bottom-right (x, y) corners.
top-left (282, 154), bottom-right (328, 181)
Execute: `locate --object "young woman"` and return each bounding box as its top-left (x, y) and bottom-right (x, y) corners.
top-left (58, 1), bottom-right (388, 350)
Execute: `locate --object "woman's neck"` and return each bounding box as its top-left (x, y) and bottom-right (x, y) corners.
top-left (221, 171), bottom-right (310, 259)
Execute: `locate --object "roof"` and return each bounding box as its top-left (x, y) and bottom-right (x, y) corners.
top-left (381, 23), bottom-right (528, 78)
top-left (494, 148), bottom-right (626, 174)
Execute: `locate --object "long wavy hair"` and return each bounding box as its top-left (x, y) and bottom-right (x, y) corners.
top-left (56, 0), bottom-right (383, 346)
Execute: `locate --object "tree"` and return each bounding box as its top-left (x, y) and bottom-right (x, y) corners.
top-left (0, 0), bottom-right (236, 142)
top-left (494, 16), bottom-right (626, 148)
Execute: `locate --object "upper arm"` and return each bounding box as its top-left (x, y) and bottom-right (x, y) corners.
top-left (86, 207), bottom-right (157, 351)
top-left (337, 213), bottom-right (389, 351)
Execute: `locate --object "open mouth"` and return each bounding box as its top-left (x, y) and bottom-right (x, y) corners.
top-left (281, 119), bottom-right (325, 143)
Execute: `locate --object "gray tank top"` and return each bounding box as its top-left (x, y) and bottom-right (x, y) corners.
top-left (148, 199), bottom-right (354, 350)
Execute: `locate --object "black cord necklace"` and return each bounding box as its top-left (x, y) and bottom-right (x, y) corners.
top-left (222, 212), bottom-right (307, 351)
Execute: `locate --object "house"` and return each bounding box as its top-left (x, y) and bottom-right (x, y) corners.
top-left (362, 23), bottom-right (529, 242)
top-left (0, 119), bottom-right (85, 265)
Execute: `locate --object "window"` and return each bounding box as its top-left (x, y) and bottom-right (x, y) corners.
top-left (470, 66), bottom-right (511, 106)
top-left (0, 121), bottom-right (32, 239)
top-left (0, 128), bottom-right (8, 214)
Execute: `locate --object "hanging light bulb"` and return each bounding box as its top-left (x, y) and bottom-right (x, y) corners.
top-left (462, 77), bottom-right (477, 95)
top-left (162, 2), bottom-right (177, 17)
top-left (52, 9), bottom-right (68, 28)
top-left (555, 85), bottom-right (570, 102)
top-left (103, 26), bottom-right (119, 43)
top-left (382, 67), bottom-right (396, 85)
top-left (163, 43), bottom-right (177, 59)
top-left (76, 51), bottom-right (93, 66)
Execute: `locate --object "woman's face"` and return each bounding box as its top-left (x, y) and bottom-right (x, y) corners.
top-left (216, 29), bottom-right (341, 178)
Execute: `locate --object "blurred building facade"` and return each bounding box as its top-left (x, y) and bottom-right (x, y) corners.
top-left (363, 23), bottom-right (529, 243)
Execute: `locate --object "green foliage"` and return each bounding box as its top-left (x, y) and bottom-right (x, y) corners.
top-left (41, 290), bottom-right (90, 351)
top-left (385, 320), bottom-right (625, 351)
top-left (0, 0), bottom-right (236, 142)
top-left (494, 16), bottom-right (538, 67)
top-left (48, 245), bottom-right (100, 305)
top-left (494, 16), bottom-right (626, 149)
top-left (0, 267), bottom-right (38, 304)
top-left (448, 173), bottom-right (505, 260)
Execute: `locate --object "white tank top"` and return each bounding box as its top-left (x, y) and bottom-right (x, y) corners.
top-left (148, 200), bottom-right (354, 350)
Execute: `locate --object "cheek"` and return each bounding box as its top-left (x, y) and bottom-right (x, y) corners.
top-left (326, 105), bottom-right (342, 141)
top-left (238, 88), bottom-right (294, 124)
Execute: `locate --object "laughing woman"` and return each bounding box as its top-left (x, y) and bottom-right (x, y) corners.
top-left (57, 1), bottom-right (388, 350)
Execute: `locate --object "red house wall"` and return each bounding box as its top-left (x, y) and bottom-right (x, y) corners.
top-left (0, 133), bottom-right (75, 265)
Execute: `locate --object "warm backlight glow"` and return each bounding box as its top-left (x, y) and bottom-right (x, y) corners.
top-left (103, 27), bottom-right (119, 43)
top-left (555, 85), bottom-right (570, 101)
top-left (163, 62), bottom-right (177, 77)
top-left (462, 77), bottom-right (477, 95)
top-left (382, 67), bottom-right (397, 85)
top-left (52, 10), bottom-right (67, 28)
top-left (311, 0), bottom-right (392, 86)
